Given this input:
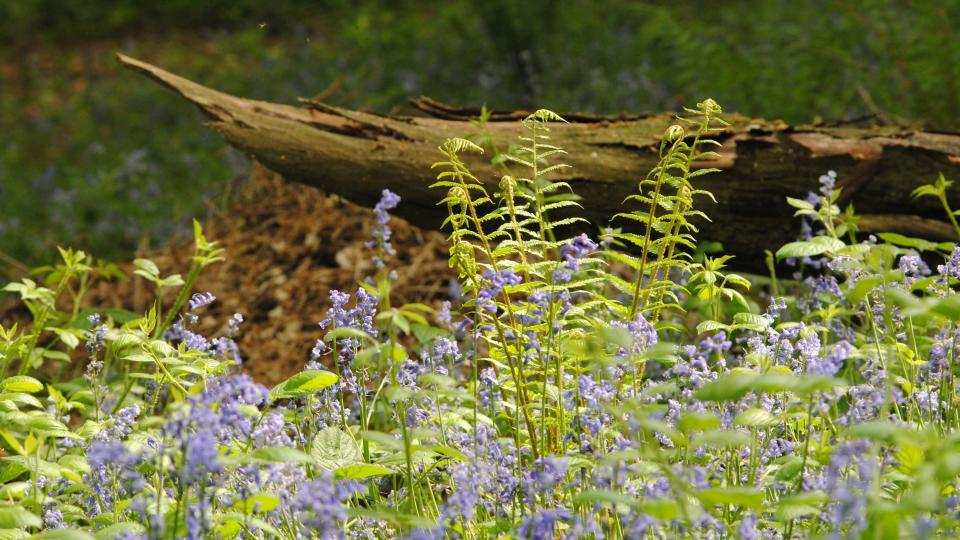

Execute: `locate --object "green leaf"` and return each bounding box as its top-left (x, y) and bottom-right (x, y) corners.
top-left (132, 259), bottom-right (160, 280)
top-left (235, 493), bottom-right (281, 515)
top-left (678, 412), bottom-right (720, 433)
top-left (1, 378), bottom-right (42, 394)
top-left (348, 508), bottom-right (437, 530)
top-left (775, 236), bottom-right (845, 259)
top-left (753, 372), bottom-right (846, 396)
top-left (94, 523), bottom-right (145, 540)
top-left (691, 429), bottom-right (751, 449)
top-left (335, 464), bottom-right (393, 479)
top-left (732, 312), bottom-right (770, 331)
top-left (311, 427), bottom-right (361, 471)
top-left (0, 507), bottom-right (41, 529)
top-left (252, 447), bottom-right (312, 464)
top-left (694, 371), bottom-right (756, 402)
top-left (573, 489), bottom-right (637, 507)
top-left (696, 320), bottom-right (729, 334)
top-left (775, 491), bottom-right (828, 521)
top-left (848, 421), bottom-right (915, 444)
top-left (876, 232), bottom-right (940, 252)
top-left (774, 456), bottom-right (806, 482)
top-left (932, 294), bottom-right (960, 320)
top-left (323, 327), bottom-right (375, 344)
top-left (269, 370), bottom-right (338, 400)
top-left (697, 486), bottom-right (765, 509)
top-left (734, 408), bottom-right (776, 428)
top-left (28, 531), bottom-right (94, 540)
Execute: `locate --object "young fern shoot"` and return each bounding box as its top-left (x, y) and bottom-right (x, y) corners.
top-left (611, 99), bottom-right (727, 322)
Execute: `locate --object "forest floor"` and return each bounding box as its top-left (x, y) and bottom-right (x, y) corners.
top-left (1, 165), bottom-right (455, 385)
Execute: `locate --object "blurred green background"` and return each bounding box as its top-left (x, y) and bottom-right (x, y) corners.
top-left (1, 0), bottom-right (957, 272)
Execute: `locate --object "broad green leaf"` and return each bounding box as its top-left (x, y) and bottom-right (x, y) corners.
top-left (94, 523), bottom-right (145, 540)
top-left (335, 464), bottom-right (393, 479)
top-left (848, 421), bottom-right (915, 444)
top-left (323, 327), bottom-right (375, 343)
top-left (0, 507), bottom-right (41, 529)
top-left (932, 294), bottom-right (960, 321)
top-left (694, 371), bottom-right (756, 402)
top-left (270, 370), bottom-right (338, 400)
top-left (774, 456), bottom-right (806, 482)
top-left (876, 232), bottom-right (940, 252)
top-left (236, 493), bottom-right (281, 515)
top-left (734, 408), bottom-right (776, 428)
top-left (573, 489), bottom-right (637, 507)
top-left (691, 429), bottom-right (750, 449)
top-left (696, 320), bottom-right (729, 334)
top-left (347, 508), bottom-right (437, 530)
top-left (252, 447), bottom-right (312, 464)
top-left (1, 377), bottom-right (42, 394)
top-left (697, 486), bottom-right (765, 509)
top-left (732, 312), bottom-right (770, 331)
top-left (311, 427), bottom-right (361, 471)
top-left (30, 530), bottom-right (95, 540)
top-left (775, 236), bottom-right (845, 259)
top-left (678, 412), bottom-right (721, 433)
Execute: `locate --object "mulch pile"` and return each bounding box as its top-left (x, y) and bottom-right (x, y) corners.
top-left (2, 164), bottom-right (455, 385)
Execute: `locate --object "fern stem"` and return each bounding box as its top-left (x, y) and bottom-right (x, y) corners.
top-left (448, 156), bottom-right (541, 459)
top-left (628, 141), bottom-right (679, 319)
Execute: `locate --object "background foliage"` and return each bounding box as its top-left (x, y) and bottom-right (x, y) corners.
top-left (1, 0), bottom-right (957, 267)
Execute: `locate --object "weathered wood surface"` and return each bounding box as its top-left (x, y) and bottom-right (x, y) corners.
top-left (118, 54), bottom-right (960, 271)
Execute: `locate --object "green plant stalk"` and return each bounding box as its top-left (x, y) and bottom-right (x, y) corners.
top-left (938, 191), bottom-right (960, 238)
top-left (155, 259), bottom-right (202, 340)
top-left (628, 142), bottom-right (676, 319)
top-left (648, 193), bottom-right (691, 323)
top-left (448, 155), bottom-right (540, 459)
top-left (17, 268), bottom-right (72, 376)
top-left (397, 405), bottom-right (418, 514)
top-left (526, 125), bottom-right (558, 256)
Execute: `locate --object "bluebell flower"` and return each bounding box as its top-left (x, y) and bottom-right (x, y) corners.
top-left (808, 340), bottom-right (852, 377)
top-left (188, 291), bottom-right (216, 311)
top-left (94, 404), bottom-right (140, 442)
top-left (85, 440), bottom-right (144, 514)
top-left (292, 472), bottom-right (361, 535)
top-left (252, 411), bottom-right (294, 448)
top-left (478, 368), bottom-right (501, 409)
top-left (441, 463), bottom-right (480, 522)
top-left (766, 297), bottom-right (788, 320)
top-left (43, 506), bottom-right (65, 528)
top-left (527, 456), bottom-right (569, 495)
top-left (899, 253), bottom-right (931, 278)
top-left (738, 512), bottom-right (759, 540)
top-left (938, 247), bottom-right (960, 280)
top-left (181, 429), bottom-right (222, 482)
top-left (369, 189), bottom-right (401, 268)
top-left (553, 233), bottom-right (598, 282)
top-left (517, 508), bottom-right (572, 540)
top-left (84, 313), bottom-right (107, 353)
top-left (819, 170), bottom-right (838, 195)
top-left (477, 268), bottom-right (522, 313)
top-left (227, 312), bottom-right (244, 336)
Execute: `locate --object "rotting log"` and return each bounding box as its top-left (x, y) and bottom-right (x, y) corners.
top-left (117, 54), bottom-right (960, 272)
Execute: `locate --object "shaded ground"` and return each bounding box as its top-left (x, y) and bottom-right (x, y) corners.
top-left (1, 165), bottom-right (454, 385)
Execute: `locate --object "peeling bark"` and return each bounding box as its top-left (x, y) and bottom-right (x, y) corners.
top-left (118, 54), bottom-right (960, 271)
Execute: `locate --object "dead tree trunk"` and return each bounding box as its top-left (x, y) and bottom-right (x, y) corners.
top-left (118, 54), bottom-right (960, 272)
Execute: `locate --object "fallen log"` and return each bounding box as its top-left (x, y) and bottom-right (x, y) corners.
top-left (117, 54), bottom-right (960, 272)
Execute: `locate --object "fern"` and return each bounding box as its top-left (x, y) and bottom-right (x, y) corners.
top-left (612, 99), bottom-right (727, 322)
